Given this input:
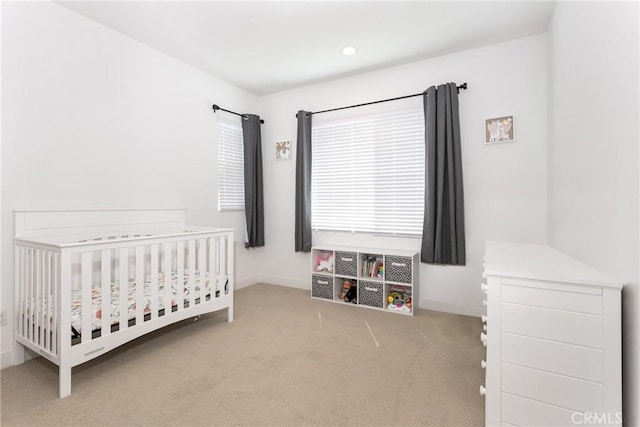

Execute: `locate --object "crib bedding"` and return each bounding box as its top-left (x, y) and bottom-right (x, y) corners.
top-left (70, 270), bottom-right (225, 335)
top-left (25, 270), bottom-right (227, 339)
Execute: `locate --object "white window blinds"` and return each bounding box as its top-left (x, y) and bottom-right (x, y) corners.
top-left (311, 100), bottom-right (425, 236)
top-left (217, 113), bottom-right (245, 211)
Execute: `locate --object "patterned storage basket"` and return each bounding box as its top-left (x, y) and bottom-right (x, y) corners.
top-left (311, 274), bottom-right (334, 300)
top-left (335, 251), bottom-right (357, 277)
top-left (358, 280), bottom-right (384, 309)
top-left (385, 256), bottom-right (412, 284)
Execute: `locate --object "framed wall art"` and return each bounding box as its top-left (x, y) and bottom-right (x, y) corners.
top-left (275, 141), bottom-right (291, 160)
top-left (485, 115), bottom-right (515, 144)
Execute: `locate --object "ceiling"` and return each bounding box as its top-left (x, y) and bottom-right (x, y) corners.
top-left (57, 1), bottom-right (556, 96)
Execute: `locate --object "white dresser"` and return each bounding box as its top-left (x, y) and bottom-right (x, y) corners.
top-left (481, 242), bottom-right (623, 427)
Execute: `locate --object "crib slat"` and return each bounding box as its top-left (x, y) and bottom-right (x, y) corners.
top-left (220, 236), bottom-right (227, 279)
top-left (34, 250), bottom-right (40, 345)
top-left (15, 246), bottom-right (23, 338)
top-left (150, 244), bottom-right (159, 320)
top-left (198, 238), bottom-right (206, 303)
top-left (52, 252), bottom-right (58, 354)
top-left (208, 238), bottom-right (215, 298)
top-left (163, 243), bottom-right (172, 316)
top-left (81, 252), bottom-right (92, 343)
top-left (24, 248), bottom-right (29, 341)
top-left (19, 247), bottom-right (26, 338)
top-left (37, 250), bottom-right (44, 346)
top-left (41, 250), bottom-right (47, 346)
top-left (26, 248), bottom-right (32, 341)
top-left (135, 246), bottom-right (144, 325)
top-left (46, 252), bottom-right (52, 351)
top-left (41, 252), bottom-right (46, 349)
top-left (101, 250), bottom-right (111, 337)
top-left (177, 241), bottom-right (185, 311)
top-left (119, 248), bottom-right (128, 331)
top-left (188, 240), bottom-right (196, 307)
top-left (43, 251), bottom-right (48, 347)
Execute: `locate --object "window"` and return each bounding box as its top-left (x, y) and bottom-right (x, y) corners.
top-left (217, 113), bottom-right (244, 211)
top-left (311, 100), bottom-right (425, 236)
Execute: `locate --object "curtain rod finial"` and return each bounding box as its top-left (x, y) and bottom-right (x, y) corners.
top-left (212, 104), bottom-right (220, 112)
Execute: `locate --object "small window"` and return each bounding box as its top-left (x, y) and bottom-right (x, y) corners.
top-left (217, 113), bottom-right (244, 211)
top-left (311, 99), bottom-right (425, 236)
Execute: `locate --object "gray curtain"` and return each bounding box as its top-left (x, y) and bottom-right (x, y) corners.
top-left (242, 114), bottom-right (264, 248)
top-left (421, 83), bottom-right (466, 265)
top-left (295, 111), bottom-right (312, 252)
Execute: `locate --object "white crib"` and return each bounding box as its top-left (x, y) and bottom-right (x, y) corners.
top-left (13, 209), bottom-right (234, 398)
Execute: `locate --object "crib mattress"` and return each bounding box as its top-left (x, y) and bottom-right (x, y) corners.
top-left (70, 270), bottom-right (224, 335)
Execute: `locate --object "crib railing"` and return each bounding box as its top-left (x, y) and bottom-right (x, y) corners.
top-left (14, 245), bottom-right (59, 360)
top-left (15, 230), bottom-right (233, 369)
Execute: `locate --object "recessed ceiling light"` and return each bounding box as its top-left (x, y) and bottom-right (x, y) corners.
top-left (341, 46), bottom-right (357, 56)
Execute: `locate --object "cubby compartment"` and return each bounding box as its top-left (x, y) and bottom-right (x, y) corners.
top-left (335, 277), bottom-right (358, 304)
top-left (312, 249), bottom-right (334, 274)
top-left (386, 284), bottom-right (413, 314)
top-left (360, 253), bottom-right (384, 279)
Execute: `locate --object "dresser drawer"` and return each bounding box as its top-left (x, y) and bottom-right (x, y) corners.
top-left (501, 282), bottom-right (602, 315)
top-left (501, 303), bottom-right (602, 348)
top-left (501, 363), bottom-right (602, 413)
top-left (335, 251), bottom-right (357, 277)
top-left (502, 333), bottom-right (603, 382)
top-left (502, 392), bottom-right (579, 427)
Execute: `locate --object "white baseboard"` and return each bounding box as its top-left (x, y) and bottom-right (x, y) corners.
top-left (235, 274), bottom-right (310, 291)
top-left (419, 299), bottom-right (480, 318)
top-left (235, 275), bottom-right (260, 290)
top-left (1, 349), bottom-right (13, 369)
top-left (1, 345), bottom-right (38, 369)
top-left (258, 275), bottom-right (310, 290)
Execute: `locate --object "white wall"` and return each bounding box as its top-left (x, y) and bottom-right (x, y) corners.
top-left (258, 35), bottom-right (548, 316)
top-left (547, 1), bottom-right (640, 424)
top-left (0, 1), bottom-right (260, 367)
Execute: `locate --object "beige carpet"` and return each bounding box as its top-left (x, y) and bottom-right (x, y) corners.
top-left (1, 283), bottom-right (485, 426)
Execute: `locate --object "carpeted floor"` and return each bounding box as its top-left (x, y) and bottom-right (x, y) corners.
top-left (1, 283), bottom-right (485, 426)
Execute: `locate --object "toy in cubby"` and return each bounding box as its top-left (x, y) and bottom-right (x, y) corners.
top-left (344, 284), bottom-right (357, 304)
top-left (314, 251), bottom-right (334, 273)
top-left (387, 285), bottom-right (411, 313)
top-left (338, 279), bottom-right (357, 303)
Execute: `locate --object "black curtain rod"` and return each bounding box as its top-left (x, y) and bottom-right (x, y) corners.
top-left (212, 104), bottom-right (264, 124)
top-left (297, 82), bottom-right (467, 118)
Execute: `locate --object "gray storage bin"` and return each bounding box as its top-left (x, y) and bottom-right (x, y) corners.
top-left (385, 256), bottom-right (412, 284)
top-left (335, 251), bottom-right (357, 277)
top-left (358, 280), bottom-right (384, 309)
top-left (311, 274), bottom-right (334, 300)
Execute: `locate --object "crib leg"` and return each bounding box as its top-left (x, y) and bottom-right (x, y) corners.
top-left (59, 365), bottom-right (71, 398)
top-left (14, 341), bottom-right (25, 365)
top-left (227, 305), bottom-right (234, 323)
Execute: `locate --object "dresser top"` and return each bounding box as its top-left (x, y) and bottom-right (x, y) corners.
top-left (484, 241), bottom-right (623, 289)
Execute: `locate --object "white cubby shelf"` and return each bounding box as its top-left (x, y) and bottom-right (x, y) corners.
top-left (310, 245), bottom-right (420, 316)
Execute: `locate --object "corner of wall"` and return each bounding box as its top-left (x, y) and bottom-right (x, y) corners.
top-left (545, 1), bottom-right (557, 249)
